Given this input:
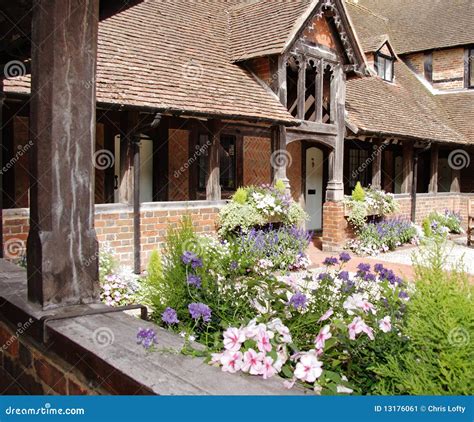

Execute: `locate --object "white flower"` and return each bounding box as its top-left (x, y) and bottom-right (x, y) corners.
top-left (294, 353), bottom-right (323, 383)
top-left (378, 316), bottom-right (392, 333)
top-left (336, 385), bottom-right (353, 394)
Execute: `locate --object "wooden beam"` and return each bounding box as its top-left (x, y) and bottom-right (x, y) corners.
top-left (428, 143), bottom-right (439, 193)
top-left (271, 125), bottom-right (290, 192)
top-left (27, 0), bottom-right (100, 309)
top-left (411, 151), bottom-right (419, 222)
top-left (206, 120), bottom-right (221, 201)
top-left (277, 55), bottom-right (287, 108)
top-left (315, 59), bottom-right (323, 123)
top-left (103, 122), bottom-right (116, 203)
top-left (119, 111), bottom-right (140, 205)
top-left (152, 117), bottom-right (169, 201)
top-left (133, 136), bottom-right (140, 274)
top-left (0, 85), bottom-right (4, 258)
top-left (371, 140), bottom-right (382, 190)
top-left (293, 121), bottom-right (338, 135)
top-left (297, 56), bottom-right (306, 120)
top-left (401, 143), bottom-right (414, 194)
top-left (451, 169), bottom-right (461, 193)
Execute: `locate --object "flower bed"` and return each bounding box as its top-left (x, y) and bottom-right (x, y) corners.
top-left (422, 210), bottom-right (463, 238)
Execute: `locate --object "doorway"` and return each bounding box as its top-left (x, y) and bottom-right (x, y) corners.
top-left (305, 147), bottom-right (324, 230)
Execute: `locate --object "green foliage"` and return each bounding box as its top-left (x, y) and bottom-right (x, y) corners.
top-left (422, 211), bottom-right (462, 238)
top-left (371, 239), bottom-right (474, 395)
top-left (422, 217), bottom-right (433, 237)
top-left (218, 202), bottom-right (266, 236)
top-left (274, 179), bottom-right (286, 193)
top-left (351, 182), bottom-right (366, 201)
top-left (232, 187), bottom-right (248, 205)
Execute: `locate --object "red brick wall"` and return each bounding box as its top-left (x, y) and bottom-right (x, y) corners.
top-left (432, 47), bottom-right (465, 90)
top-left (243, 136), bottom-right (271, 186)
top-left (3, 204), bottom-right (222, 269)
top-left (246, 57), bottom-right (272, 85)
top-left (0, 320), bottom-right (100, 395)
top-left (303, 16), bottom-right (337, 50)
top-left (404, 52), bottom-right (425, 76)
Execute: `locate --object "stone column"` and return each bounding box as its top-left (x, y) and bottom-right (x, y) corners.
top-left (428, 143), bottom-right (439, 193)
top-left (326, 65), bottom-right (345, 202)
top-left (27, 0), bottom-right (100, 309)
top-left (206, 119), bottom-right (221, 201)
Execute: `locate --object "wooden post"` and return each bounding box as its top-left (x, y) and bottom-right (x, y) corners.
top-left (401, 143), bottom-right (414, 194)
top-left (103, 122), bottom-right (116, 203)
top-left (152, 117), bottom-right (169, 201)
top-left (27, 0), bottom-right (100, 309)
top-left (271, 125), bottom-right (290, 192)
top-left (297, 55), bottom-right (306, 120)
top-left (133, 136), bottom-right (141, 274)
top-left (450, 169), bottom-right (461, 193)
top-left (315, 59), bottom-right (323, 123)
top-left (277, 55), bottom-right (287, 108)
top-left (411, 150), bottom-right (419, 222)
top-left (326, 65), bottom-right (345, 202)
top-left (371, 140), bottom-right (382, 190)
top-left (119, 111), bottom-right (139, 205)
top-left (428, 143), bottom-right (439, 193)
top-left (0, 85), bottom-right (4, 258)
top-left (206, 120), bottom-right (221, 201)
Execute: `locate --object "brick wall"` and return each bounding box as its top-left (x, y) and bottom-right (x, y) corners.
top-left (3, 203), bottom-right (223, 269)
top-left (432, 47), bottom-right (465, 90)
top-left (303, 15), bottom-right (337, 50)
top-left (243, 136), bottom-right (272, 186)
top-left (246, 57), bottom-right (273, 85)
top-left (0, 319), bottom-right (101, 395)
top-left (404, 52), bottom-right (424, 76)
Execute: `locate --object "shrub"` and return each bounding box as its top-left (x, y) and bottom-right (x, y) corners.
top-left (351, 182), bottom-right (365, 201)
top-left (371, 239), bottom-right (474, 395)
top-left (422, 210), bottom-right (462, 238)
top-left (218, 184), bottom-right (307, 236)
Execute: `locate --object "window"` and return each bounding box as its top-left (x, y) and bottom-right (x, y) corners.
top-left (374, 52), bottom-right (394, 82)
top-left (468, 47), bottom-right (474, 88)
top-left (198, 134), bottom-right (237, 191)
top-left (348, 148), bottom-right (371, 192)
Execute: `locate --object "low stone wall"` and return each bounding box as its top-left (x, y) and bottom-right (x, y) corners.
top-left (3, 201), bottom-right (225, 269)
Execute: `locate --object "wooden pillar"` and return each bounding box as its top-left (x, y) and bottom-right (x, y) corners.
top-left (450, 169), bottom-right (461, 193)
top-left (297, 55), bottom-right (306, 120)
top-left (401, 143), bottom-right (414, 194)
top-left (277, 55), bottom-right (287, 108)
top-left (411, 150), bottom-right (419, 222)
top-left (133, 136), bottom-right (141, 274)
top-left (0, 85), bottom-right (4, 258)
top-left (326, 65), bottom-right (345, 201)
top-left (371, 140), bottom-right (382, 190)
top-left (315, 59), bottom-right (323, 123)
top-left (271, 125), bottom-right (290, 192)
top-left (152, 117), bottom-right (169, 201)
top-left (103, 122), bottom-right (116, 203)
top-left (27, 0), bottom-right (100, 309)
top-left (428, 143), bottom-right (439, 193)
top-left (206, 120), bottom-right (221, 201)
top-left (383, 149), bottom-right (394, 192)
top-left (119, 111), bottom-right (139, 205)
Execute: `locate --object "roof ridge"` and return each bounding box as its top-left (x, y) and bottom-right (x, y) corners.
top-left (346, 1), bottom-right (388, 23)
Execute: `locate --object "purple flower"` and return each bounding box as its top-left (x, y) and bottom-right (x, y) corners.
top-left (230, 261), bottom-right (238, 270)
top-left (323, 257), bottom-right (339, 266)
top-left (374, 263), bottom-right (385, 273)
top-left (136, 328), bottom-right (158, 349)
top-left (339, 252), bottom-right (351, 263)
top-left (339, 270), bottom-right (350, 282)
top-left (399, 290), bottom-right (409, 299)
top-left (187, 274), bottom-right (202, 288)
top-left (162, 307), bottom-right (179, 325)
top-left (364, 272), bottom-right (376, 282)
top-left (288, 291), bottom-right (308, 310)
top-left (188, 302), bottom-right (212, 322)
top-left (357, 263), bottom-right (371, 273)
top-left (181, 251), bottom-right (203, 269)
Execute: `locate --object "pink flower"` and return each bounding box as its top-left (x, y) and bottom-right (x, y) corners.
top-left (314, 325), bottom-right (332, 350)
top-left (261, 356), bottom-right (277, 379)
top-left (223, 327), bottom-right (246, 351)
top-left (209, 352), bottom-right (222, 366)
top-left (318, 308), bottom-right (333, 322)
top-left (283, 378), bottom-right (296, 389)
top-left (294, 353), bottom-right (323, 383)
top-left (378, 316), bottom-right (392, 333)
top-left (348, 317), bottom-right (375, 341)
top-left (256, 328), bottom-right (273, 353)
top-left (241, 349), bottom-right (264, 375)
top-left (220, 350), bottom-right (243, 373)
top-left (359, 300), bottom-right (376, 314)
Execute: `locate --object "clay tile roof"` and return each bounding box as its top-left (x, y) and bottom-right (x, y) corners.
top-left (437, 92), bottom-right (474, 141)
top-left (229, 0), bottom-right (314, 62)
top-left (4, 0), bottom-right (295, 125)
top-left (346, 61), bottom-right (468, 144)
top-left (347, 0), bottom-right (474, 55)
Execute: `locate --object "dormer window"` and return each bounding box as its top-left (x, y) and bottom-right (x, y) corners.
top-left (374, 52), bottom-right (394, 82)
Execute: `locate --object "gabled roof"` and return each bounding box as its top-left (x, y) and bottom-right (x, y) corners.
top-left (347, 0), bottom-right (474, 55)
top-left (346, 60), bottom-right (468, 144)
top-left (4, 0), bottom-right (295, 125)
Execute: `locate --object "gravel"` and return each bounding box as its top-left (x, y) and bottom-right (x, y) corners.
top-left (372, 238), bottom-right (474, 275)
